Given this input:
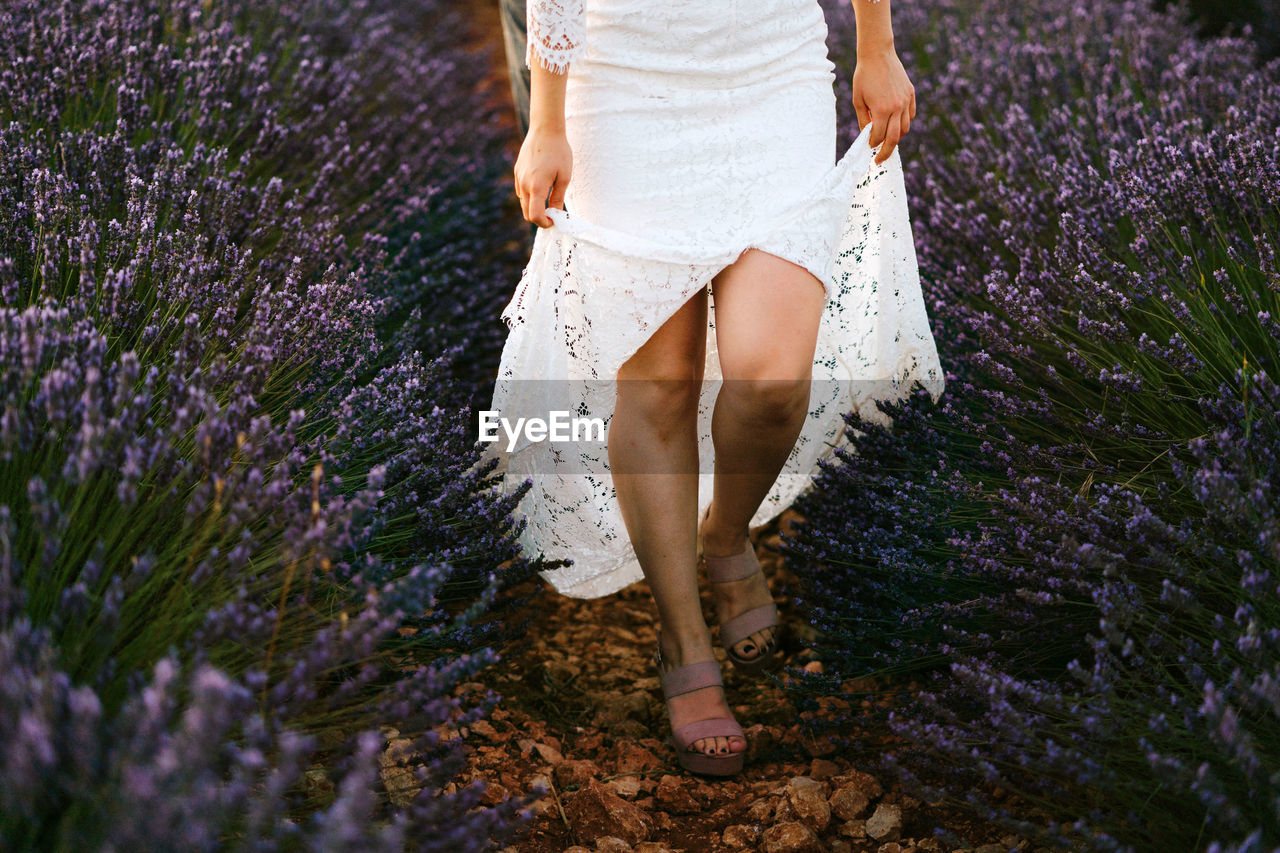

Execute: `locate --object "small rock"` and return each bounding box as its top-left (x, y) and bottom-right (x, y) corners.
top-left (877, 843), bottom-right (907, 853)
top-left (743, 723), bottom-right (778, 762)
top-left (722, 824), bottom-right (760, 848)
top-left (746, 795), bottom-right (778, 823)
top-left (842, 769), bottom-right (884, 800)
top-left (528, 774), bottom-right (556, 816)
top-left (916, 840), bottom-right (944, 852)
top-left (303, 768), bottom-right (333, 800)
top-left (837, 819), bottom-right (867, 839)
top-left (761, 821), bottom-right (823, 853)
top-left (533, 741), bottom-right (564, 765)
top-left (654, 773), bottom-right (703, 814)
top-left (830, 784), bottom-right (871, 820)
top-left (544, 659), bottom-right (580, 685)
top-left (593, 690), bottom-right (651, 729)
top-left (576, 731), bottom-right (606, 752)
top-left (779, 776), bottom-right (831, 833)
top-left (561, 779), bottom-right (655, 845)
top-left (866, 802), bottom-right (903, 842)
top-left (554, 759), bottom-right (601, 787)
top-left (562, 848), bottom-right (592, 853)
top-left (633, 843), bottom-right (672, 853)
top-left (608, 775), bottom-right (642, 799)
top-left (468, 720), bottom-right (500, 740)
top-left (479, 780), bottom-right (509, 806)
top-left (692, 781), bottom-right (719, 802)
top-left (799, 729), bottom-right (837, 757)
top-left (378, 737), bottom-right (419, 808)
top-left (829, 842), bottom-right (853, 853)
top-left (809, 758), bottom-right (841, 780)
top-left (595, 837), bottom-right (632, 853)
top-left (614, 742), bottom-right (662, 774)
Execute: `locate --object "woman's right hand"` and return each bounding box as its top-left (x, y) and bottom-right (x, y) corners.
top-left (515, 125), bottom-right (573, 228)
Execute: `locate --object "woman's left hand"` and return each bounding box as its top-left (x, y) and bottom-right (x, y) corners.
top-left (852, 46), bottom-right (916, 165)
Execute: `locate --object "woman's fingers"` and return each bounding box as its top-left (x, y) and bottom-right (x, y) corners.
top-left (526, 180), bottom-right (549, 228)
top-left (868, 108), bottom-right (887, 149)
top-left (853, 94), bottom-right (872, 132)
top-left (547, 174), bottom-right (567, 216)
top-left (515, 183), bottom-right (529, 223)
top-left (875, 111), bottom-right (901, 165)
top-left (516, 174), bottom-right (552, 228)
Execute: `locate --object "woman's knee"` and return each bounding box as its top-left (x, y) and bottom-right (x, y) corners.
top-left (730, 375), bottom-right (811, 426)
top-left (618, 372), bottom-right (702, 421)
top-left (617, 352), bottom-right (702, 419)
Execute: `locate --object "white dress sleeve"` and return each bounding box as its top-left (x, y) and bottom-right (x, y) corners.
top-left (526, 0), bottom-right (587, 74)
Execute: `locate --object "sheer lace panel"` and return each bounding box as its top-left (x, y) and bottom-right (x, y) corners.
top-left (526, 0), bottom-right (587, 74)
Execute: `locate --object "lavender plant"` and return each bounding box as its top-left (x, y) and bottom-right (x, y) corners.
top-left (782, 1), bottom-right (1280, 849)
top-left (1, 0), bottom-right (542, 847)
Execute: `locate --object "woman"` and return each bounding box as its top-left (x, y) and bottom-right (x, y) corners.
top-left (485, 0), bottom-right (944, 776)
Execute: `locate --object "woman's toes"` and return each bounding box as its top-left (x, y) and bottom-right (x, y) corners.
top-left (733, 627), bottom-right (779, 661)
top-left (691, 735), bottom-right (739, 755)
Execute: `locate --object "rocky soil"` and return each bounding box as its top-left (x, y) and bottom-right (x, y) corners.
top-left (426, 504), bottom-right (1056, 852)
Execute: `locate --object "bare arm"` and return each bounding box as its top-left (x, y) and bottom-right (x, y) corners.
top-left (851, 0), bottom-right (916, 164)
top-left (515, 47), bottom-right (573, 228)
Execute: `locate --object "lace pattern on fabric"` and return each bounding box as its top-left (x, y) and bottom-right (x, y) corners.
top-left (526, 0), bottom-right (587, 74)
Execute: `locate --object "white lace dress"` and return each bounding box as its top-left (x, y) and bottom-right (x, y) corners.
top-left (479, 0), bottom-right (945, 598)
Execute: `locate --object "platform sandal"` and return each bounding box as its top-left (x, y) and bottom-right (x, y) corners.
top-left (696, 504), bottom-right (785, 676)
top-left (652, 629), bottom-right (746, 777)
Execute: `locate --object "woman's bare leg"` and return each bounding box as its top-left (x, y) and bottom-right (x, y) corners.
top-left (608, 285), bottom-right (745, 757)
top-left (704, 249), bottom-right (826, 660)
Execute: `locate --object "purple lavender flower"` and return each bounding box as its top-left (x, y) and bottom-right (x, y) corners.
top-left (1, 0), bottom-right (541, 847)
top-left (784, 1), bottom-right (1280, 849)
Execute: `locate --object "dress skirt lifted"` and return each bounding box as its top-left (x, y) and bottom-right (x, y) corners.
top-left (478, 0), bottom-right (945, 598)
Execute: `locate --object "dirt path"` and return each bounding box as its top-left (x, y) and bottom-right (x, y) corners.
top-left (448, 514), bottom-right (1041, 852)
top-left (447, 5), bottom-right (1050, 852)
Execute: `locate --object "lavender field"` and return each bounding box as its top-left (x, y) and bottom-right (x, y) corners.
top-left (783, 1), bottom-right (1279, 851)
top-left (0, 0), bottom-right (547, 848)
top-left (0, 0), bottom-right (1275, 851)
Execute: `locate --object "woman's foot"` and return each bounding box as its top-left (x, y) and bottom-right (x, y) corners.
top-left (700, 502), bottom-right (780, 662)
top-left (655, 628), bottom-right (747, 757)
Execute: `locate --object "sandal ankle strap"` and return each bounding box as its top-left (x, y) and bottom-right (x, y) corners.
top-left (658, 658), bottom-right (723, 699)
top-left (705, 544), bottom-right (760, 583)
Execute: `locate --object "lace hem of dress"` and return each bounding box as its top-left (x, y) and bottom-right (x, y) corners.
top-left (525, 0), bottom-right (587, 74)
